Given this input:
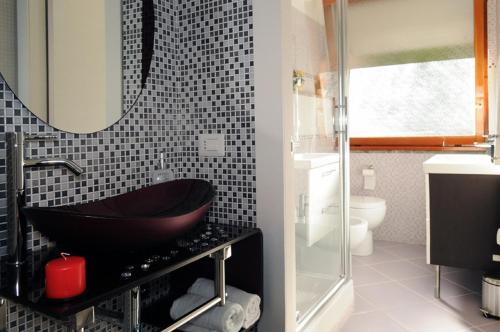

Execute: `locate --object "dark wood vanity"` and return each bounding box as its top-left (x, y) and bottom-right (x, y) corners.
top-left (424, 154), bottom-right (500, 271)
top-left (428, 174), bottom-right (500, 270)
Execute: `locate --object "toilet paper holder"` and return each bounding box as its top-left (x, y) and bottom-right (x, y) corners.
top-left (362, 165), bottom-right (375, 176)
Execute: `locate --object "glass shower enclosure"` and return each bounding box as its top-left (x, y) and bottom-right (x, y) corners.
top-left (291, 0), bottom-right (350, 328)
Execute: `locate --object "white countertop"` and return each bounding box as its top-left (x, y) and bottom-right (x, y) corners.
top-left (423, 154), bottom-right (500, 175)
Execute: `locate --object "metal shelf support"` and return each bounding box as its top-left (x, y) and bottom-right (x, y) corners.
top-left (124, 287), bottom-right (141, 332)
top-left (162, 245), bottom-right (232, 332)
top-left (435, 265), bottom-right (441, 299)
top-left (0, 298), bottom-right (6, 332)
top-left (8, 245), bottom-right (235, 332)
top-left (212, 245), bottom-right (231, 306)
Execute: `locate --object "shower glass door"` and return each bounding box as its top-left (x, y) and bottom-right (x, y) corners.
top-left (292, 0), bottom-right (349, 328)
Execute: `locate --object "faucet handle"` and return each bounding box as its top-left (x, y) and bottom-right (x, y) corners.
top-left (24, 133), bottom-right (58, 142)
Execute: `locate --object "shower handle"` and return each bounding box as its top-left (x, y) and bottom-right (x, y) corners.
top-left (334, 97), bottom-right (348, 134)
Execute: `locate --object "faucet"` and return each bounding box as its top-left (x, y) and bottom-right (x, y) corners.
top-left (463, 135), bottom-right (498, 163)
top-left (487, 135), bottom-right (497, 163)
top-left (5, 132), bottom-right (84, 265)
top-left (491, 135), bottom-right (500, 165)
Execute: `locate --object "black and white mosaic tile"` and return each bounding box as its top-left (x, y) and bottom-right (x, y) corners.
top-left (0, 0), bottom-right (180, 258)
top-left (178, 0), bottom-right (256, 227)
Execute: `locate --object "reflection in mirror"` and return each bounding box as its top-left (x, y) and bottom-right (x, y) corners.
top-left (48, 0), bottom-right (123, 132)
top-left (0, 0), bottom-right (154, 133)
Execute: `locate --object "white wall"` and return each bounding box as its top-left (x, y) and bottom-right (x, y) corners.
top-left (254, 0), bottom-right (296, 330)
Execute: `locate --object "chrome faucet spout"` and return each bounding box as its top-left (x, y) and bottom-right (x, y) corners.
top-left (5, 132), bottom-right (84, 265)
top-left (24, 159), bottom-right (84, 175)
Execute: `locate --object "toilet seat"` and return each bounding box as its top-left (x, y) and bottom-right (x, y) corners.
top-left (351, 195), bottom-right (385, 209)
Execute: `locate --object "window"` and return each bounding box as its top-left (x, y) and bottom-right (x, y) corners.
top-left (348, 0), bottom-right (488, 150)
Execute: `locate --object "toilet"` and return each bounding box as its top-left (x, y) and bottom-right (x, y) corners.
top-left (350, 196), bottom-right (386, 256)
top-left (350, 217), bottom-right (368, 249)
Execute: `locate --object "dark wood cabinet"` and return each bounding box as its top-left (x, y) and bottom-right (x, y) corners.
top-left (429, 174), bottom-right (500, 271)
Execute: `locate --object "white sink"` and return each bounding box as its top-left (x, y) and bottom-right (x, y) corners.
top-left (423, 154), bottom-right (500, 175)
top-left (294, 153), bottom-right (339, 169)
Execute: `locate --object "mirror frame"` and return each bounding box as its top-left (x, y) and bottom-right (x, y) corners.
top-left (0, 0), bottom-right (155, 134)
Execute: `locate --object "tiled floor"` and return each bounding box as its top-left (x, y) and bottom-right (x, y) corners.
top-left (339, 241), bottom-right (500, 332)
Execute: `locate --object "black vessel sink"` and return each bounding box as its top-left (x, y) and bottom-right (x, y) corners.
top-left (22, 179), bottom-right (215, 251)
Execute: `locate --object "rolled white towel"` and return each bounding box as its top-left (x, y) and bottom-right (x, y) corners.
top-left (188, 278), bottom-right (261, 329)
top-left (180, 324), bottom-right (216, 332)
top-left (170, 294), bottom-right (244, 332)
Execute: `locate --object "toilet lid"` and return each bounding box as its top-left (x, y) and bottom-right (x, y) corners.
top-left (351, 196), bottom-right (385, 209)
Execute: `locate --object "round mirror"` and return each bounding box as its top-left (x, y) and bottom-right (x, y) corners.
top-left (0, 0), bottom-right (154, 133)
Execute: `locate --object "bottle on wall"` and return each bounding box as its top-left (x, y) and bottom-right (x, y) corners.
top-left (151, 152), bottom-right (174, 184)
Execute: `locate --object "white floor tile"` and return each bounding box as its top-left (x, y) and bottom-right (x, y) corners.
top-left (352, 265), bottom-right (390, 287)
top-left (340, 241), bottom-right (489, 332)
top-left (386, 301), bottom-right (472, 332)
top-left (371, 260), bottom-right (432, 280)
top-left (386, 243), bottom-right (426, 259)
top-left (355, 281), bottom-right (428, 310)
top-left (407, 257), bottom-right (436, 273)
top-left (407, 259), bottom-right (464, 275)
top-left (475, 321), bottom-right (500, 332)
top-left (351, 256), bottom-right (366, 267)
top-left (399, 275), bottom-right (472, 299)
top-left (353, 247), bottom-right (402, 266)
top-left (353, 294), bottom-right (376, 314)
top-left (436, 294), bottom-right (492, 326)
top-left (339, 311), bottom-right (407, 332)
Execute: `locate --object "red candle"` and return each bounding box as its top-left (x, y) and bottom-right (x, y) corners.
top-left (45, 254), bottom-right (86, 299)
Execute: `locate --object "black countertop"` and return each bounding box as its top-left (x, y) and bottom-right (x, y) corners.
top-left (0, 222), bottom-right (260, 320)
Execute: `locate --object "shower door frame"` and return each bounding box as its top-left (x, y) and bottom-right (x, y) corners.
top-left (295, 0), bottom-right (351, 329)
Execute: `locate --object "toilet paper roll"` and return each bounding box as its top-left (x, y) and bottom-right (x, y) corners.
top-left (363, 167), bottom-right (376, 190)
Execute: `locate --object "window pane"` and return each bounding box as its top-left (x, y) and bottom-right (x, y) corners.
top-left (347, 0), bottom-right (475, 138)
top-left (349, 58), bottom-right (476, 137)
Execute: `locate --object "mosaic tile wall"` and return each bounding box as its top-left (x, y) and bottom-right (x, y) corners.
top-left (0, 0), bottom-right (257, 331)
top-left (0, 0), bottom-right (180, 258)
top-left (0, 0), bottom-right (183, 330)
top-left (177, 0), bottom-right (256, 227)
top-left (350, 152), bottom-right (434, 245)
